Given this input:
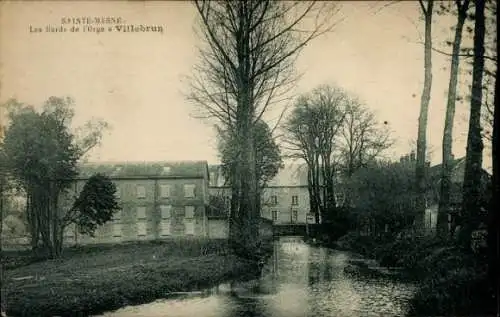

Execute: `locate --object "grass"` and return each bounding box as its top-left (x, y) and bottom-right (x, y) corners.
top-left (1, 239), bottom-right (260, 317)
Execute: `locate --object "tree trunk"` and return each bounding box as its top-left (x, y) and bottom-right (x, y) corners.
top-left (0, 179), bottom-right (4, 251)
top-left (487, 63), bottom-right (499, 317)
top-left (229, 161), bottom-right (240, 249)
top-left (460, 0), bottom-right (485, 251)
top-left (52, 191), bottom-right (63, 258)
top-left (438, 0), bottom-right (470, 238)
top-left (26, 191), bottom-right (40, 250)
top-left (314, 154), bottom-right (324, 222)
top-left (415, 0), bottom-right (434, 230)
top-left (307, 166), bottom-right (319, 224)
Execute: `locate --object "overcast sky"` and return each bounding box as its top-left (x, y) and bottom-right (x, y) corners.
top-left (0, 1), bottom-right (488, 168)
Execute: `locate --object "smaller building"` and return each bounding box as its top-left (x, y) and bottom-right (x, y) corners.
top-left (208, 163), bottom-right (311, 225)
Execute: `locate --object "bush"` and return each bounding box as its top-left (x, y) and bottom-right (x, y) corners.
top-left (336, 231), bottom-right (382, 257)
top-left (408, 263), bottom-right (492, 316)
top-left (337, 230), bottom-right (494, 316)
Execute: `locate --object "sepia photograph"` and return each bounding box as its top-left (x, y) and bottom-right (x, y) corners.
top-left (0, 1), bottom-right (498, 316)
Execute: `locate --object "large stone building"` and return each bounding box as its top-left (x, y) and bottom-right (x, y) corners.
top-left (64, 160), bottom-right (213, 244)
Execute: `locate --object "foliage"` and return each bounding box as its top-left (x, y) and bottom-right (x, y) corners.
top-left (70, 173), bottom-right (120, 237)
top-left (3, 99), bottom-right (80, 190)
top-left (1, 97), bottom-right (109, 258)
top-left (348, 160), bottom-right (418, 233)
top-left (283, 85), bottom-right (350, 223)
top-left (207, 193), bottom-right (228, 218)
top-left (187, 0), bottom-right (339, 253)
top-left (336, 229), bottom-right (494, 315)
top-left (284, 84), bottom-right (392, 225)
top-left (217, 120), bottom-right (283, 189)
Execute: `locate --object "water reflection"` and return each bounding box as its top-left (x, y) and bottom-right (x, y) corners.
top-left (98, 237), bottom-right (416, 317)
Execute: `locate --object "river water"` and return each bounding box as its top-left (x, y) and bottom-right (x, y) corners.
top-left (98, 237), bottom-right (417, 317)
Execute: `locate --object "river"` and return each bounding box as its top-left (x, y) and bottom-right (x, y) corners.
top-left (97, 236), bottom-right (417, 317)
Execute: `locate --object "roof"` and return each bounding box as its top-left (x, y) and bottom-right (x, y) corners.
top-left (428, 157), bottom-right (466, 177)
top-left (266, 163), bottom-right (309, 186)
top-left (208, 163), bottom-right (309, 187)
top-left (77, 160), bottom-right (209, 179)
top-left (429, 156), bottom-right (491, 179)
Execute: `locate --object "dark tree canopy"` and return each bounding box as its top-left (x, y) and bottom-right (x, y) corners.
top-left (71, 173), bottom-right (120, 237)
top-left (218, 120), bottom-right (283, 188)
top-left (0, 96), bottom-right (109, 258)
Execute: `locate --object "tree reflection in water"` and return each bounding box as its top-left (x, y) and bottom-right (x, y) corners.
top-left (98, 237), bottom-right (416, 317)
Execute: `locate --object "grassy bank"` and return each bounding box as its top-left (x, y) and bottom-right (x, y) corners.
top-left (335, 231), bottom-right (494, 316)
top-left (1, 239), bottom-right (260, 317)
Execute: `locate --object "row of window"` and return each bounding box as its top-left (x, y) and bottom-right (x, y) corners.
top-left (271, 209), bottom-right (299, 222)
top-left (269, 195), bottom-right (299, 205)
top-left (219, 195), bottom-right (300, 206)
top-left (115, 184), bottom-right (197, 199)
top-left (111, 220), bottom-right (195, 237)
top-left (114, 205), bottom-right (196, 220)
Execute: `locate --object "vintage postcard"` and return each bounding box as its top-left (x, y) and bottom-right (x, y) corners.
top-left (0, 1), bottom-right (497, 317)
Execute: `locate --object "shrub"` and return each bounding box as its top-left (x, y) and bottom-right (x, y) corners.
top-left (408, 263), bottom-right (492, 316)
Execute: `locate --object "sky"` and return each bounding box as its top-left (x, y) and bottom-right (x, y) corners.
top-left (0, 1), bottom-right (491, 169)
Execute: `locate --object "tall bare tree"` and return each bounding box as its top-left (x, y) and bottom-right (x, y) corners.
top-left (437, 0), bottom-right (471, 238)
top-left (339, 100), bottom-right (392, 177)
top-left (338, 99), bottom-right (393, 206)
top-left (460, 0), bottom-right (486, 250)
top-left (415, 0), bottom-right (434, 229)
top-left (187, 1), bottom-right (339, 254)
top-left (283, 85), bottom-right (348, 223)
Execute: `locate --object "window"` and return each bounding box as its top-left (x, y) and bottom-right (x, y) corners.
top-left (160, 205), bottom-right (172, 219)
top-left (185, 221), bottom-right (195, 235)
top-left (137, 222), bottom-right (147, 236)
top-left (292, 195), bottom-right (298, 205)
top-left (136, 206), bottom-right (146, 219)
top-left (271, 195), bottom-right (278, 205)
top-left (113, 209), bottom-right (122, 221)
top-left (160, 184), bottom-right (171, 198)
top-left (272, 210), bottom-right (279, 222)
top-left (112, 223), bottom-right (122, 237)
top-left (115, 186), bottom-right (121, 199)
top-left (160, 221), bottom-right (171, 236)
top-left (292, 210), bottom-right (298, 223)
top-left (136, 185), bottom-right (146, 198)
top-left (185, 206), bottom-right (195, 219)
top-left (163, 166), bottom-right (171, 174)
top-left (184, 184), bottom-right (196, 198)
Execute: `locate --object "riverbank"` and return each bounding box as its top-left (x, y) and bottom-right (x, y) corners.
top-left (1, 239), bottom-right (261, 317)
top-left (323, 231), bottom-right (494, 316)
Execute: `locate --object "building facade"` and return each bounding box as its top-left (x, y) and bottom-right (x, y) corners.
top-left (64, 160), bottom-right (212, 245)
top-left (208, 163), bottom-right (312, 225)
